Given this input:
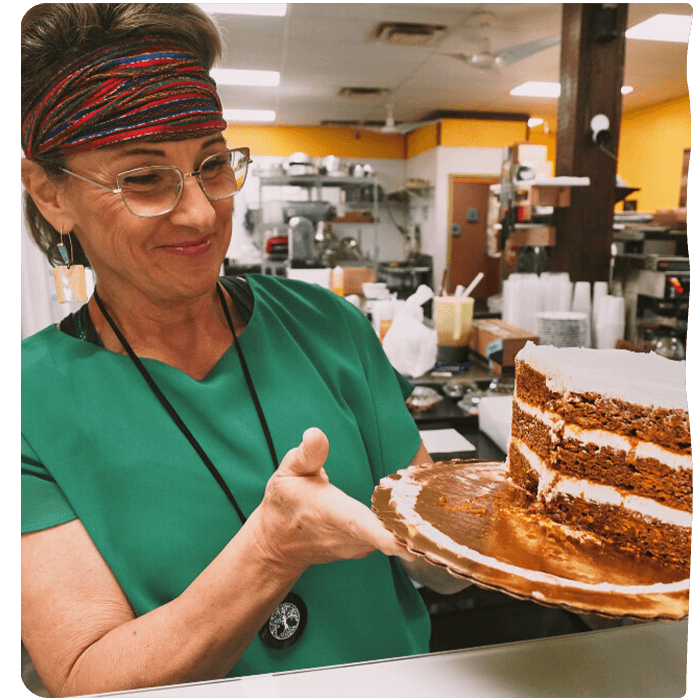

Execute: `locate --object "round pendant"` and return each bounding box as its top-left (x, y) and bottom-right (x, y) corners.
top-left (259, 592), bottom-right (308, 649)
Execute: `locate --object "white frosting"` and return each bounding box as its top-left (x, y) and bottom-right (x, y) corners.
top-left (384, 466), bottom-right (690, 594)
top-left (512, 438), bottom-right (692, 528)
top-left (516, 341), bottom-right (688, 410)
top-left (513, 397), bottom-right (693, 472)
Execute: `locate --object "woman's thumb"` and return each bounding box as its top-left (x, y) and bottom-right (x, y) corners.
top-left (279, 427), bottom-right (330, 477)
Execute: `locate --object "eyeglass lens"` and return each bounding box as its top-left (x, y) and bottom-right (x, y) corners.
top-left (116, 148), bottom-right (249, 217)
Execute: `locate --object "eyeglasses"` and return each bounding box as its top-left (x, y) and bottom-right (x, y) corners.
top-left (58, 147), bottom-right (252, 218)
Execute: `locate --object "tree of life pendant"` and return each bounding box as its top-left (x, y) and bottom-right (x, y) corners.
top-left (259, 592), bottom-right (308, 648)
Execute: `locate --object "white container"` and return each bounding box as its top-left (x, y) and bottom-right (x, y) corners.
top-left (536, 311), bottom-right (589, 348)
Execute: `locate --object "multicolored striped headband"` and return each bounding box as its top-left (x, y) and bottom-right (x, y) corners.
top-left (22, 39), bottom-right (227, 160)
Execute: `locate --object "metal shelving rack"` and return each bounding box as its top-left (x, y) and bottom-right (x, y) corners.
top-left (257, 174), bottom-right (381, 272)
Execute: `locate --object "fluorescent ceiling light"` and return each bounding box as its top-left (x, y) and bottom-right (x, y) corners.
top-left (511, 82), bottom-right (561, 98)
top-left (626, 14), bottom-right (691, 43)
top-left (211, 68), bottom-right (280, 87)
top-left (224, 109), bottom-right (276, 122)
top-left (513, 82), bottom-right (634, 98)
top-left (197, 4), bottom-right (287, 17)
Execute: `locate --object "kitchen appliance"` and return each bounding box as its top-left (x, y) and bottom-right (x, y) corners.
top-left (283, 201), bottom-right (336, 224)
top-left (615, 254), bottom-right (690, 346)
top-left (287, 216), bottom-right (316, 263)
top-left (377, 259), bottom-right (433, 299)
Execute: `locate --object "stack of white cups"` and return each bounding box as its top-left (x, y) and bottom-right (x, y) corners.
top-left (503, 272), bottom-right (573, 334)
top-left (595, 295), bottom-right (626, 349)
top-left (571, 281), bottom-right (592, 347)
top-left (502, 273), bottom-right (626, 349)
top-left (502, 273), bottom-right (541, 335)
top-left (591, 281), bottom-right (609, 348)
top-left (540, 272), bottom-right (573, 312)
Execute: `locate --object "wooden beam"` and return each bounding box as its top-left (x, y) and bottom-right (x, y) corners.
top-left (552, 3), bottom-right (628, 283)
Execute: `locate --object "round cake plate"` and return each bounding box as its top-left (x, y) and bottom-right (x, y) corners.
top-left (372, 460), bottom-right (689, 620)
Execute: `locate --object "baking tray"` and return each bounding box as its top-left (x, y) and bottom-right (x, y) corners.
top-left (373, 460), bottom-right (689, 620)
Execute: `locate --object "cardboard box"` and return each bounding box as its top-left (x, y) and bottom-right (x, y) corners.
top-left (332, 211), bottom-right (375, 224)
top-left (333, 266), bottom-right (376, 296)
top-left (535, 160), bottom-right (554, 179)
top-left (653, 208), bottom-right (687, 230)
top-left (512, 142), bottom-right (548, 166)
top-left (508, 225), bottom-right (556, 248)
top-left (469, 319), bottom-right (538, 369)
top-left (524, 185), bottom-right (572, 207)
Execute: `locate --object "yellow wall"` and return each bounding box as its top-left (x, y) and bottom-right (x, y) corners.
top-left (616, 95), bottom-right (690, 213)
top-left (439, 118), bottom-right (528, 148)
top-left (403, 118), bottom-right (529, 158)
top-left (229, 118), bottom-right (530, 160)
top-left (225, 100), bottom-right (690, 214)
top-left (405, 122), bottom-right (439, 158)
top-left (223, 124), bottom-right (404, 159)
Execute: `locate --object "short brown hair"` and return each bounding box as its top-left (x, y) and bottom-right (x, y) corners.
top-left (21, 3), bottom-right (223, 267)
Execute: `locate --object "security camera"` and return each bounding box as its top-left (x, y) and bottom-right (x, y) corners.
top-left (591, 114), bottom-right (611, 146)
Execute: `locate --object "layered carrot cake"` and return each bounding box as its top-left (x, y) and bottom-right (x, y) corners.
top-left (508, 342), bottom-right (692, 572)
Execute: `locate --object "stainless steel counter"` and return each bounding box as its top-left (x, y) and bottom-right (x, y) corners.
top-left (92, 619), bottom-right (689, 698)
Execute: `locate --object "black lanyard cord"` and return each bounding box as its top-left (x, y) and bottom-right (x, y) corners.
top-left (215, 284), bottom-right (279, 471)
top-left (92, 285), bottom-right (279, 524)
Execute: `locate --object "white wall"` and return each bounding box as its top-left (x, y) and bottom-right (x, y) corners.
top-left (406, 146), bottom-right (502, 290)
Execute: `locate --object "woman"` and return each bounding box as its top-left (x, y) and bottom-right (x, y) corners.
top-left (21, 4), bottom-right (468, 695)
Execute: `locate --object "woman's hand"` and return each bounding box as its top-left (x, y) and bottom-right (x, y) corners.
top-left (249, 427), bottom-right (416, 578)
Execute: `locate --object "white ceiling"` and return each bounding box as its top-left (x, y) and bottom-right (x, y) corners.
top-left (205, 3), bottom-right (692, 131)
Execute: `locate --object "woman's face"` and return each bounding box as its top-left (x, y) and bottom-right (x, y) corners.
top-left (60, 134), bottom-right (234, 304)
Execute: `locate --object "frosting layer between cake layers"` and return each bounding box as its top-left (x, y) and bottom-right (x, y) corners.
top-left (507, 342), bottom-right (692, 572)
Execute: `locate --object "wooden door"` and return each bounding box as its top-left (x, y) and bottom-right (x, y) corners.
top-left (447, 177), bottom-right (500, 299)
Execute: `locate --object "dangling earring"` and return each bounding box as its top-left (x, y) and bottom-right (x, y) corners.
top-left (53, 230), bottom-right (88, 303)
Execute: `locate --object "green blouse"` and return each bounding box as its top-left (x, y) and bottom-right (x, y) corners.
top-left (21, 274), bottom-right (430, 679)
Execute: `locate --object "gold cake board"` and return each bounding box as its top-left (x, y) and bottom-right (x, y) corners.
top-left (372, 460), bottom-right (689, 621)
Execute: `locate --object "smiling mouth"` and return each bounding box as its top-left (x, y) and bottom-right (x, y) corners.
top-left (162, 235), bottom-right (214, 256)
top-left (173, 235), bottom-right (211, 249)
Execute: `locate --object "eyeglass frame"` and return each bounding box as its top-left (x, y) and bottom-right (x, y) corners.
top-left (56, 146), bottom-right (252, 218)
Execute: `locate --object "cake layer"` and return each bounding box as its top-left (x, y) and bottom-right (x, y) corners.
top-left (516, 342), bottom-right (688, 411)
top-left (515, 359), bottom-right (691, 454)
top-left (544, 493), bottom-right (691, 572)
top-left (508, 439), bottom-right (692, 528)
top-left (508, 440), bottom-right (540, 494)
top-left (512, 400), bottom-right (693, 512)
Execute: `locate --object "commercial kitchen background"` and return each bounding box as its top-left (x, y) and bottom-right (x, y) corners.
top-left (20, 3), bottom-right (693, 340)
top-left (20, 3), bottom-right (692, 696)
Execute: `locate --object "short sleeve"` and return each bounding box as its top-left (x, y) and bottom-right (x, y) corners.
top-left (336, 297), bottom-right (422, 480)
top-left (394, 366), bottom-right (416, 401)
top-left (22, 435), bottom-right (77, 533)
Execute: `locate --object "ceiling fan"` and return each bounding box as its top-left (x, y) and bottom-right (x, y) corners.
top-left (324, 11), bottom-right (561, 134)
top-left (376, 103), bottom-right (438, 135)
top-left (439, 33), bottom-right (561, 71)
top-left (322, 103), bottom-right (438, 135)
top-left (437, 11), bottom-right (560, 70)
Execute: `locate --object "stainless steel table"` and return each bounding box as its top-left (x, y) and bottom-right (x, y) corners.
top-left (92, 619), bottom-right (689, 698)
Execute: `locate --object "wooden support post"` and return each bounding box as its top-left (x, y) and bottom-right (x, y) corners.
top-left (552, 3), bottom-right (628, 282)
